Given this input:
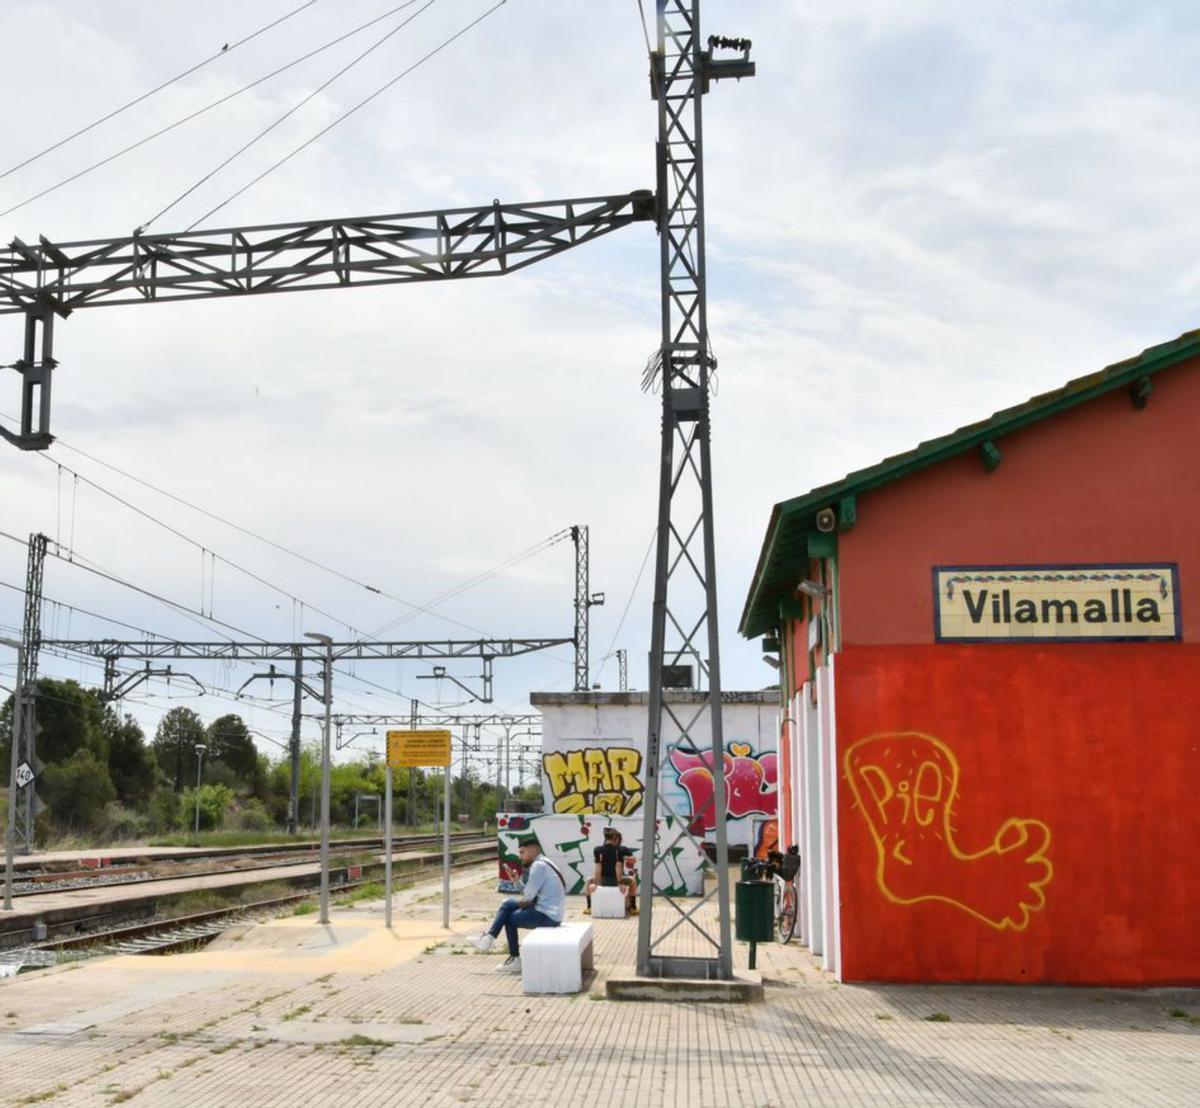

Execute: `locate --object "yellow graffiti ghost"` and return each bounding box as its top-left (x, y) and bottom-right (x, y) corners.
top-left (844, 732), bottom-right (1052, 931)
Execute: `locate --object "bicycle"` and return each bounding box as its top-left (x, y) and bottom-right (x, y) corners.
top-left (745, 849), bottom-right (800, 944)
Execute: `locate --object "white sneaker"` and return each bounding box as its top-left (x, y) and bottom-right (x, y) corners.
top-left (497, 956), bottom-right (522, 974)
top-left (470, 932), bottom-right (496, 953)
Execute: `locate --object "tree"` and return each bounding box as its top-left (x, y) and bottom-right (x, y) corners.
top-left (152, 707), bottom-right (207, 792)
top-left (206, 714), bottom-right (258, 793)
top-left (104, 711), bottom-right (157, 808)
top-left (0, 677), bottom-right (106, 770)
top-left (39, 748), bottom-right (116, 832)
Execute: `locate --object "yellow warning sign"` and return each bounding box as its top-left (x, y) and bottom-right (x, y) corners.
top-left (387, 729), bottom-right (452, 768)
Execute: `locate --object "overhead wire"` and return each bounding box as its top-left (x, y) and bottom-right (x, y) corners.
top-left (189, 0), bottom-right (510, 230)
top-left (0, 412), bottom-right (491, 638)
top-left (0, 0), bottom-right (320, 184)
top-left (636, 0), bottom-right (655, 61)
top-left (142, 0), bottom-right (434, 232)
top-left (0, 0), bottom-right (438, 222)
top-left (593, 524), bottom-right (656, 685)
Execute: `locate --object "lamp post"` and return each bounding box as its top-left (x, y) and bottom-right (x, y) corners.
top-left (193, 743), bottom-right (207, 834)
top-left (304, 632), bottom-right (333, 925)
top-left (1, 637), bottom-right (23, 912)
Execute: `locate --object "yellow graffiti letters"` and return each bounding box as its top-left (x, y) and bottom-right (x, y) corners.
top-left (543, 746), bottom-right (644, 817)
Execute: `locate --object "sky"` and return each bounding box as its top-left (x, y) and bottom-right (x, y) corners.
top-left (2, 0), bottom-right (1200, 774)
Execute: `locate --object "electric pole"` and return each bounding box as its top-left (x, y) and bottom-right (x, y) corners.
top-left (636, 1), bottom-right (754, 981)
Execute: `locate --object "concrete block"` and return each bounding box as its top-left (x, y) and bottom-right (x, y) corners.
top-left (592, 885), bottom-right (626, 919)
top-left (604, 966), bottom-right (763, 1003)
top-left (521, 922), bottom-right (594, 994)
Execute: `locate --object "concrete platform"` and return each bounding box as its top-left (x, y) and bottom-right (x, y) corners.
top-left (0, 865), bottom-right (1195, 1107)
top-left (0, 846), bottom-right (452, 944)
top-left (605, 966), bottom-right (763, 1001)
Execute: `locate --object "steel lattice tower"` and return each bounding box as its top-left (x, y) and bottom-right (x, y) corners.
top-left (636, 0), bottom-right (753, 980)
top-left (15, 533), bottom-right (46, 853)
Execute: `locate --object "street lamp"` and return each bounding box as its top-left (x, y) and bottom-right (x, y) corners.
top-left (193, 744), bottom-right (207, 834)
top-left (304, 631), bottom-right (333, 926)
top-left (1, 637), bottom-right (23, 912)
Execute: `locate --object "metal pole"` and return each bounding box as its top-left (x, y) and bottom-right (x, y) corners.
top-left (305, 632), bottom-right (334, 926)
top-left (384, 765), bottom-right (393, 929)
top-left (442, 758), bottom-right (451, 929)
top-left (193, 744), bottom-right (207, 835)
top-left (320, 642), bottom-right (332, 924)
top-left (3, 639), bottom-right (23, 911)
top-left (288, 652), bottom-right (302, 835)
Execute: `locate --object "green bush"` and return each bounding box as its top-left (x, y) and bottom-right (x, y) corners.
top-left (103, 803), bottom-right (150, 841)
top-left (235, 799), bottom-right (272, 832)
top-left (178, 783), bottom-right (234, 831)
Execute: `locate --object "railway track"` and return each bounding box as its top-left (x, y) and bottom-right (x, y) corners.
top-left (8, 833), bottom-right (473, 897)
top-left (0, 840), bottom-right (496, 966)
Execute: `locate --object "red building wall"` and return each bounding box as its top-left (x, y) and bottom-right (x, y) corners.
top-left (839, 358), bottom-right (1200, 646)
top-left (830, 359), bottom-right (1200, 983)
top-left (836, 643), bottom-right (1200, 984)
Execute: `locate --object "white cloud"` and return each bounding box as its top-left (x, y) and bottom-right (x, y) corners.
top-left (3, 0), bottom-right (1199, 754)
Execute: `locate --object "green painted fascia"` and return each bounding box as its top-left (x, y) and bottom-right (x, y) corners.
top-left (738, 328), bottom-right (1200, 639)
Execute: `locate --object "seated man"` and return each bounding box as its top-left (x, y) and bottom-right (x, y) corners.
top-left (584, 827), bottom-right (638, 916)
top-left (471, 839), bottom-right (565, 973)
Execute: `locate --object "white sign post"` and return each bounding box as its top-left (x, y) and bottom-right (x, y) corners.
top-left (14, 762), bottom-right (34, 791)
top-left (386, 730), bottom-right (452, 931)
top-left (384, 765), bottom-right (393, 929)
top-left (442, 761), bottom-right (451, 930)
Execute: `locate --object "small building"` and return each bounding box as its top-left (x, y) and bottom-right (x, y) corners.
top-left (739, 331), bottom-right (1200, 985)
top-left (498, 690), bottom-right (779, 893)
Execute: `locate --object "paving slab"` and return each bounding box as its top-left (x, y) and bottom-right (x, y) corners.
top-left (0, 863), bottom-right (1193, 1107)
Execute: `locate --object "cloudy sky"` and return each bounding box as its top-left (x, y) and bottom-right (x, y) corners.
top-left (2, 0), bottom-right (1199, 768)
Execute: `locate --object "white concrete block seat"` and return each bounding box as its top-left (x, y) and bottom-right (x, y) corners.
top-left (521, 922), bottom-right (594, 994)
top-left (592, 884), bottom-right (626, 919)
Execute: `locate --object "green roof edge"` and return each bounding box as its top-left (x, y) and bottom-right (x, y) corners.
top-left (738, 328), bottom-right (1200, 639)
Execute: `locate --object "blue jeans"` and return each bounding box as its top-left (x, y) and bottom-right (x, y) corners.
top-left (488, 897), bottom-right (559, 957)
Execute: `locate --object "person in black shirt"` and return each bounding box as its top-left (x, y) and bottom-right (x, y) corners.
top-left (584, 827), bottom-right (638, 916)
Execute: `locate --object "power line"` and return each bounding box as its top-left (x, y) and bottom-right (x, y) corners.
top-left (0, 412), bottom-right (492, 638)
top-left (364, 528), bottom-right (572, 639)
top-left (0, 0), bottom-right (320, 184)
top-left (189, 0), bottom-right (510, 229)
top-left (143, 0), bottom-right (433, 231)
top-left (0, 0), bottom-right (433, 222)
top-left (636, 0), bottom-right (655, 61)
top-left (594, 524), bottom-right (655, 684)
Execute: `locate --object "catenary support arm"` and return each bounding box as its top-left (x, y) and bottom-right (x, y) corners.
top-left (1, 190), bottom-right (654, 448)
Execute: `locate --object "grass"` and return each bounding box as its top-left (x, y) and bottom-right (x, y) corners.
top-left (15, 1088), bottom-right (66, 1106)
top-left (147, 825), bottom-right (478, 849)
top-left (281, 1005), bottom-right (312, 1022)
top-left (291, 902), bottom-right (317, 916)
top-left (334, 881), bottom-right (385, 907)
top-left (338, 1034), bottom-right (393, 1049)
top-left (924, 1012), bottom-right (952, 1022)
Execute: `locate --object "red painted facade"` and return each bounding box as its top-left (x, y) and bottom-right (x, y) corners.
top-left (838, 360), bottom-right (1200, 646)
top-left (773, 356), bottom-right (1200, 984)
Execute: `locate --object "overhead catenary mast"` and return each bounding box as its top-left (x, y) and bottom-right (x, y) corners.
top-left (636, 1), bottom-right (754, 981)
top-left (0, 3), bottom-right (755, 977)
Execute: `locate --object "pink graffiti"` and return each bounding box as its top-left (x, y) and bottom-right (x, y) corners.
top-left (668, 745), bottom-right (778, 833)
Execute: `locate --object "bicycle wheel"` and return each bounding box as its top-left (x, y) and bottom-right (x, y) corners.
top-left (776, 881), bottom-right (797, 945)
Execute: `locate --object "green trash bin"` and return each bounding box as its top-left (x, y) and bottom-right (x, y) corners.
top-left (735, 879), bottom-right (774, 943)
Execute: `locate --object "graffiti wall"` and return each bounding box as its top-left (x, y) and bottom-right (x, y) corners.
top-left (495, 813), bottom-right (705, 895)
top-left (836, 643), bottom-right (1200, 985)
top-left (533, 692), bottom-right (779, 851)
